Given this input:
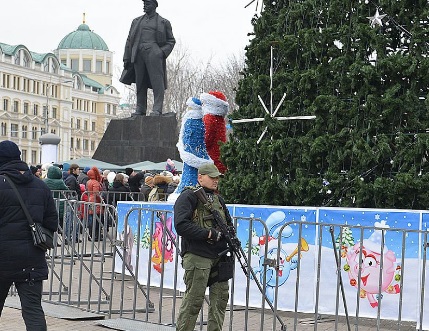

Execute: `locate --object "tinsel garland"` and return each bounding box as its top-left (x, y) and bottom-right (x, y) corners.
top-left (203, 114), bottom-right (227, 174)
top-left (168, 105), bottom-right (212, 201)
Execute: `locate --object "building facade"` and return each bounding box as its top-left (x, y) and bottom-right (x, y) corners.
top-left (0, 18), bottom-right (121, 165)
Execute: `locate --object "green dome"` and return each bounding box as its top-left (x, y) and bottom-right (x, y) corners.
top-left (57, 23), bottom-right (109, 51)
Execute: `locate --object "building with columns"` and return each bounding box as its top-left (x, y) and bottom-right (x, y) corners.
top-left (0, 17), bottom-right (121, 165)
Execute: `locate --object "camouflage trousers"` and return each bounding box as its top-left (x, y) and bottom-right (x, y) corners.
top-left (176, 252), bottom-right (229, 331)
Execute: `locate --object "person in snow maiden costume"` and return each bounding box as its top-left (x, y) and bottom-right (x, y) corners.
top-left (174, 163), bottom-right (234, 331)
top-left (201, 91), bottom-right (229, 174)
top-left (0, 140), bottom-right (58, 331)
top-left (168, 97), bottom-right (213, 202)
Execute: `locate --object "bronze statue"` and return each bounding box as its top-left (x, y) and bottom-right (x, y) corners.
top-left (120, 0), bottom-right (176, 116)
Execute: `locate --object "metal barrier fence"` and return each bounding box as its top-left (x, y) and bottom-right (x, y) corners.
top-left (11, 193), bottom-right (428, 330)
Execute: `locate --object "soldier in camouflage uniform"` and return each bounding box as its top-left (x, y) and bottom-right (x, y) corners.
top-left (174, 163), bottom-right (233, 331)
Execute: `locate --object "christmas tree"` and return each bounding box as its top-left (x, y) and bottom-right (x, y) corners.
top-left (140, 225), bottom-right (151, 249)
top-left (221, 0), bottom-right (429, 209)
top-left (335, 226), bottom-right (354, 258)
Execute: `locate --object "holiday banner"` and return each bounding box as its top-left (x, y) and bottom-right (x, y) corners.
top-left (420, 212), bottom-right (429, 329)
top-left (318, 208), bottom-right (421, 322)
top-left (231, 205), bottom-right (317, 312)
top-left (116, 201), bottom-right (429, 326)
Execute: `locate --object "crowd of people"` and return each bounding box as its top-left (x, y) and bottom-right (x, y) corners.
top-left (39, 158), bottom-right (181, 203)
top-left (27, 158), bottom-right (180, 243)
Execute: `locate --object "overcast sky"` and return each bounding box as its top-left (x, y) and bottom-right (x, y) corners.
top-left (1, 0), bottom-right (256, 88)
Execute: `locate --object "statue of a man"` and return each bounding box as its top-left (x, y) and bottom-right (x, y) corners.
top-left (120, 0), bottom-right (176, 116)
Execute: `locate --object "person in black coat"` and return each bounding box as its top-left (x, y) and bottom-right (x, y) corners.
top-left (108, 173), bottom-right (133, 207)
top-left (0, 140), bottom-right (58, 331)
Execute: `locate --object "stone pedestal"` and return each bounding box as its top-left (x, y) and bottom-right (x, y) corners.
top-left (93, 116), bottom-right (179, 166)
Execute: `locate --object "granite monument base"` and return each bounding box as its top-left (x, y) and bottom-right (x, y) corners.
top-left (92, 116), bottom-right (179, 166)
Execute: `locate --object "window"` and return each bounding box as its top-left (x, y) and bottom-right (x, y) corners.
top-left (91, 122), bottom-right (96, 131)
top-left (83, 139), bottom-right (89, 150)
top-left (106, 104), bottom-right (111, 115)
top-left (32, 127), bottom-right (37, 139)
top-left (1, 123), bottom-right (6, 136)
top-left (31, 150), bottom-right (37, 165)
top-left (14, 51), bottom-right (21, 65)
top-left (113, 105), bottom-right (117, 116)
top-left (83, 59), bottom-right (91, 72)
top-left (2, 73), bottom-right (10, 88)
top-left (96, 60), bottom-right (102, 73)
top-left (23, 52), bottom-right (31, 68)
top-left (71, 118), bottom-right (74, 128)
top-left (71, 59), bottom-right (79, 71)
top-left (11, 124), bottom-right (18, 137)
top-left (76, 119), bottom-right (81, 129)
top-left (43, 61), bottom-right (49, 72)
top-left (3, 99), bottom-right (9, 111)
top-left (23, 102), bottom-right (29, 114)
top-left (84, 120), bottom-right (88, 130)
top-left (13, 76), bottom-right (20, 90)
top-left (22, 125), bottom-right (27, 138)
top-left (106, 61), bottom-right (110, 74)
top-left (70, 137), bottom-right (74, 149)
top-left (21, 150), bottom-right (27, 163)
top-left (52, 107), bottom-right (57, 119)
top-left (34, 81), bottom-right (40, 94)
top-left (13, 100), bottom-right (19, 112)
top-left (22, 78), bottom-right (28, 92)
top-left (51, 61), bottom-right (58, 74)
top-left (91, 140), bottom-right (95, 151)
top-left (76, 138), bottom-right (81, 150)
top-left (33, 104), bottom-right (39, 116)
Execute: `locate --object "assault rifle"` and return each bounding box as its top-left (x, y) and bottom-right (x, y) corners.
top-left (194, 186), bottom-right (248, 276)
top-left (194, 187), bottom-right (287, 330)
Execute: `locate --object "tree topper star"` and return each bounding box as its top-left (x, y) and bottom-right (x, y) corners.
top-left (367, 8), bottom-right (387, 28)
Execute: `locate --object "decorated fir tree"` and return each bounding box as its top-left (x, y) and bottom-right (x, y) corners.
top-left (335, 226), bottom-right (354, 258)
top-left (221, 0), bottom-right (429, 209)
top-left (140, 225), bottom-right (151, 249)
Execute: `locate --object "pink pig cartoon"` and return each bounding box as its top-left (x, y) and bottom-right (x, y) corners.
top-left (345, 221), bottom-right (400, 308)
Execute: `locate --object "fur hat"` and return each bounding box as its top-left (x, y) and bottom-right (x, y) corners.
top-left (153, 174), bottom-right (173, 185)
top-left (145, 176), bottom-right (154, 185)
top-left (0, 140), bottom-right (21, 166)
top-left (200, 91), bottom-right (229, 117)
